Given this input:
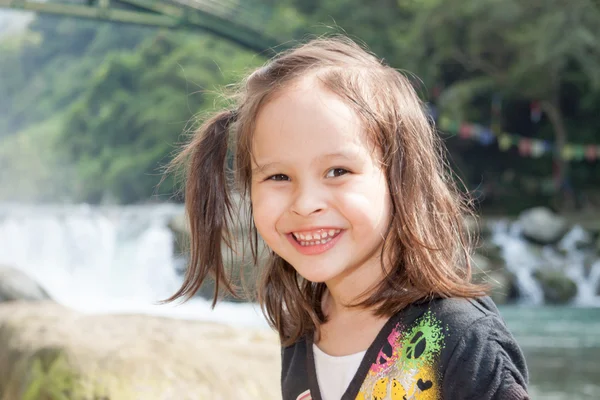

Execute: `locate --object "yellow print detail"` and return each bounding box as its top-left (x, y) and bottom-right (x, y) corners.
top-left (355, 312), bottom-right (444, 400)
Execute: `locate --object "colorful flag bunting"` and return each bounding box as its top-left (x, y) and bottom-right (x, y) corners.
top-left (439, 117), bottom-right (598, 163)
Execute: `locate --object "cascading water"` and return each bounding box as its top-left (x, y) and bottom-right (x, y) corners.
top-left (1, 203), bottom-right (598, 323)
top-left (491, 218), bottom-right (600, 307)
top-left (0, 203), bottom-right (267, 327)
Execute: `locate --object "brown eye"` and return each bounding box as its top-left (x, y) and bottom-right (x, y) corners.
top-left (326, 168), bottom-right (349, 178)
top-left (268, 174), bottom-right (289, 181)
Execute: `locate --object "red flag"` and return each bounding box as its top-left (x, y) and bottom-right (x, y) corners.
top-left (530, 101), bottom-right (542, 123)
top-left (459, 123), bottom-right (473, 139)
top-left (585, 145), bottom-right (597, 162)
top-left (518, 138), bottom-right (532, 156)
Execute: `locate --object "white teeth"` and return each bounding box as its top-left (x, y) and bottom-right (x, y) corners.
top-left (292, 229), bottom-right (341, 246)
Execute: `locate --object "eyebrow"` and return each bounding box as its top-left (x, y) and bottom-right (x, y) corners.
top-left (251, 151), bottom-right (358, 175)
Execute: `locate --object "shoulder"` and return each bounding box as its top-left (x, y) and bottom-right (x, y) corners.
top-left (415, 296), bottom-right (530, 400)
top-left (281, 337), bottom-right (311, 399)
top-left (423, 294), bottom-right (502, 324)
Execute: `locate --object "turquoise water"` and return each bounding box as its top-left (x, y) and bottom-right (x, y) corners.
top-left (500, 306), bottom-right (600, 400)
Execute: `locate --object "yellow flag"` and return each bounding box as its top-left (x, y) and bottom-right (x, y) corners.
top-left (561, 145), bottom-right (574, 161)
top-left (498, 134), bottom-right (512, 151)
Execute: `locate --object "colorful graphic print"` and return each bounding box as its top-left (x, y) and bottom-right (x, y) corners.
top-left (356, 312), bottom-right (445, 400)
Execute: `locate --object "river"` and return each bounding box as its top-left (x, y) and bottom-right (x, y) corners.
top-left (0, 203), bottom-right (598, 399)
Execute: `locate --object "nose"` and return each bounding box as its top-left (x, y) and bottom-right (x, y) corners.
top-left (290, 183), bottom-right (326, 217)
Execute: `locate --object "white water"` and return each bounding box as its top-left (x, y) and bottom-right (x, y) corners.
top-left (491, 219), bottom-right (600, 307)
top-left (0, 203), bottom-right (268, 328)
top-left (1, 203), bottom-right (598, 329)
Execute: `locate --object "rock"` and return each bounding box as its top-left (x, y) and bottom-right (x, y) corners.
top-left (471, 253), bottom-right (516, 305)
top-left (477, 239), bottom-right (505, 265)
top-left (0, 266), bottom-right (51, 302)
top-left (558, 225), bottom-right (594, 252)
top-left (167, 213), bottom-right (190, 256)
top-left (463, 215), bottom-right (492, 241)
top-left (0, 301), bottom-right (280, 399)
top-left (486, 270), bottom-right (518, 305)
top-left (519, 207), bottom-right (569, 245)
top-left (532, 269), bottom-right (578, 304)
top-left (168, 202), bottom-right (269, 303)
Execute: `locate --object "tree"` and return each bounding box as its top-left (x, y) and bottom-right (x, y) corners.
top-left (61, 32), bottom-right (262, 203)
top-left (406, 0), bottom-right (600, 208)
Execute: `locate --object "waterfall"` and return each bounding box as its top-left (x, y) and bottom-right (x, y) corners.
top-left (491, 220), bottom-right (545, 305)
top-left (1, 203), bottom-right (599, 317)
top-left (0, 203), bottom-right (267, 327)
top-left (491, 219), bottom-right (600, 307)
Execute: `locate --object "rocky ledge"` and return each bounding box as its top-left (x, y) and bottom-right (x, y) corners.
top-left (0, 301), bottom-right (280, 400)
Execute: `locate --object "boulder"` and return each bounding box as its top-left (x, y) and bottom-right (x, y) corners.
top-left (0, 266), bottom-right (51, 302)
top-left (519, 207), bottom-right (569, 245)
top-left (477, 239), bottom-right (505, 265)
top-left (168, 204), bottom-right (270, 303)
top-left (167, 212), bottom-right (190, 256)
top-left (558, 225), bottom-right (594, 252)
top-left (0, 301), bottom-right (280, 400)
top-left (471, 253), bottom-right (517, 305)
top-left (532, 269), bottom-right (578, 304)
top-left (463, 215), bottom-right (492, 241)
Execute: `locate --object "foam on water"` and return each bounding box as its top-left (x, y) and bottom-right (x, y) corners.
top-left (0, 203), bottom-right (268, 328)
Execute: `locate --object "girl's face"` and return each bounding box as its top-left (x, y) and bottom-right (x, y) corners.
top-left (250, 78), bottom-right (391, 289)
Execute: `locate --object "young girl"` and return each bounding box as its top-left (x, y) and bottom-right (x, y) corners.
top-left (165, 36), bottom-right (529, 400)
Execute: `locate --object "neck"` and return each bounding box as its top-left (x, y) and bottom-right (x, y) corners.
top-left (322, 255), bottom-right (386, 320)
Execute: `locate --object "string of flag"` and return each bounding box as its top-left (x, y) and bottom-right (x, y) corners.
top-left (438, 116), bottom-right (600, 162)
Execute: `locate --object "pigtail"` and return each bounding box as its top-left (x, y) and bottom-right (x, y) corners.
top-left (162, 109), bottom-right (238, 307)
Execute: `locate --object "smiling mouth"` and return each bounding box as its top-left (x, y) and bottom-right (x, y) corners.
top-left (291, 229), bottom-right (342, 246)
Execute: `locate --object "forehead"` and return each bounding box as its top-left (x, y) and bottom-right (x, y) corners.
top-left (252, 79), bottom-right (373, 163)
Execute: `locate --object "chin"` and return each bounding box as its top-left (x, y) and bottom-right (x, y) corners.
top-left (293, 264), bottom-right (339, 284)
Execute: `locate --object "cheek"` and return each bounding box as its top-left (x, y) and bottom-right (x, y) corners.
top-left (339, 174), bottom-right (391, 232)
top-left (250, 186), bottom-right (286, 236)
top-left (339, 191), bottom-right (390, 232)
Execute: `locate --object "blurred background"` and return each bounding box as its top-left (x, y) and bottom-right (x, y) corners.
top-left (0, 0), bottom-right (599, 399)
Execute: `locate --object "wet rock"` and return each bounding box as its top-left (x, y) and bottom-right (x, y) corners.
top-left (519, 207), bottom-right (569, 245)
top-left (167, 212), bottom-right (189, 256)
top-left (464, 215), bottom-right (491, 241)
top-left (532, 269), bottom-right (577, 304)
top-left (558, 226), bottom-right (594, 252)
top-left (477, 239), bottom-right (505, 265)
top-left (471, 253), bottom-right (517, 305)
top-left (0, 301), bottom-right (280, 400)
top-left (0, 266), bottom-right (51, 302)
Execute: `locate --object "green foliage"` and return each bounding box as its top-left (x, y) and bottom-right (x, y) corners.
top-left (0, 16), bottom-right (262, 203)
top-left (2, 1), bottom-right (600, 210)
top-left (60, 32), bottom-right (261, 203)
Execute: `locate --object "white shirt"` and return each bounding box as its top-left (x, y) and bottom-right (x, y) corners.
top-left (312, 344), bottom-right (367, 400)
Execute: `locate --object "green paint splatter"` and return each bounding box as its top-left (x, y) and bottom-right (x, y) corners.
top-left (398, 311), bottom-right (444, 371)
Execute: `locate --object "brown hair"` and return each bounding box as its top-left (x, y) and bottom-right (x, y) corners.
top-left (163, 35), bottom-right (487, 346)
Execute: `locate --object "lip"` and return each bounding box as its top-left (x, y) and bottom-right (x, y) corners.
top-left (286, 229), bottom-right (344, 256)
